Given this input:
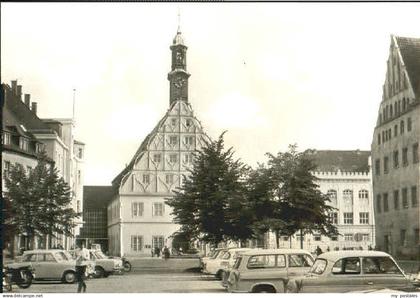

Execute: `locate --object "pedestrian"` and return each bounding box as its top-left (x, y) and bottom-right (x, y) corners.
top-left (57, 243), bottom-right (64, 250)
top-left (326, 246), bottom-right (330, 252)
top-left (75, 243), bottom-right (89, 293)
top-left (154, 246), bottom-right (161, 258)
top-left (163, 246), bottom-right (170, 260)
top-left (151, 248), bottom-right (154, 257)
top-left (315, 246), bottom-right (323, 256)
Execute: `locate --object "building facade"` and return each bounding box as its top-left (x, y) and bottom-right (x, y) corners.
top-left (108, 29), bottom-right (210, 256)
top-left (371, 35), bottom-right (420, 259)
top-left (1, 80), bottom-right (85, 253)
top-left (268, 150), bottom-right (375, 252)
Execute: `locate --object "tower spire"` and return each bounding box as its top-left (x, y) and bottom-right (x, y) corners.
top-left (177, 8), bottom-right (181, 33)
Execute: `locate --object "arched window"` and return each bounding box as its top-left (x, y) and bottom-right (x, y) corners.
top-left (402, 98), bottom-right (406, 110)
top-left (394, 102), bottom-right (398, 115)
top-left (327, 189), bottom-right (337, 206)
top-left (390, 105), bottom-right (393, 117)
top-left (400, 120), bottom-right (405, 134)
top-left (343, 189), bottom-right (353, 205)
top-left (359, 189), bottom-right (369, 199)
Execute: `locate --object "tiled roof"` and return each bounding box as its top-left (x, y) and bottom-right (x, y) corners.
top-left (309, 150), bottom-right (371, 173)
top-left (83, 186), bottom-right (116, 210)
top-left (396, 36), bottom-right (420, 97)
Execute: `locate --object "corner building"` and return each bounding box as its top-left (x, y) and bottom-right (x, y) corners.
top-left (371, 35), bottom-right (420, 259)
top-left (108, 29), bottom-right (210, 256)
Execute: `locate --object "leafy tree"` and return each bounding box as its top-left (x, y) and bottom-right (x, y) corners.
top-left (166, 132), bottom-right (253, 247)
top-left (4, 153), bottom-right (80, 250)
top-left (266, 144), bottom-right (338, 248)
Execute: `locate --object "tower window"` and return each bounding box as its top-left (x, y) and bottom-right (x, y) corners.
top-left (394, 124), bottom-right (398, 137)
top-left (393, 150), bottom-right (399, 168)
top-left (383, 193), bottom-right (389, 212)
top-left (394, 190), bottom-right (400, 210)
top-left (376, 194), bottom-right (382, 213)
top-left (383, 156), bottom-right (389, 174)
top-left (400, 120), bottom-right (405, 134)
top-left (402, 188), bottom-right (408, 208)
top-left (413, 143), bottom-right (419, 164)
top-left (412, 186), bottom-right (418, 207)
top-left (407, 117), bottom-right (412, 132)
top-left (375, 159), bottom-right (380, 175)
top-left (402, 147), bottom-right (408, 166)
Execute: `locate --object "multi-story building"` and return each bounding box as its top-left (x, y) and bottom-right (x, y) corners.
top-left (1, 80), bottom-right (85, 253)
top-left (371, 35), bottom-right (420, 259)
top-left (78, 186), bottom-right (115, 252)
top-left (268, 150), bottom-right (375, 252)
top-left (108, 28), bottom-right (210, 257)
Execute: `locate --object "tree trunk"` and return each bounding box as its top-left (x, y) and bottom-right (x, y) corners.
top-left (289, 235), bottom-right (292, 249)
top-left (275, 230), bottom-right (280, 248)
top-left (300, 229), bottom-right (303, 249)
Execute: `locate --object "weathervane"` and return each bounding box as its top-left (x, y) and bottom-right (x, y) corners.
top-left (177, 8), bottom-right (181, 33)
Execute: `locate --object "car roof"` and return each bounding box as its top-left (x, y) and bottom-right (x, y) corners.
top-left (317, 250), bottom-right (392, 261)
top-left (23, 249), bottom-right (65, 254)
top-left (241, 248), bottom-right (311, 256)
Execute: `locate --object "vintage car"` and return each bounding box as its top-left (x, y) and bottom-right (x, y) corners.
top-left (7, 249), bottom-right (95, 283)
top-left (202, 248), bottom-right (232, 278)
top-left (200, 248), bottom-right (224, 270)
top-left (227, 248), bottom-right (314, 293)
top-left (220, 248), bottom-right (255, 287)
top-left (286, 251), bottom-right (414, 293)
top-left (88, 249), bottom-right (123, 278)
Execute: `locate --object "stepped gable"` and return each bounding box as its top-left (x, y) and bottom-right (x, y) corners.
top-left (396, 36), bottom-right (420, 97)
top-left (310, 150), bottom-right (371, 173)
top-left (112, 99), bottom-right (210, 189)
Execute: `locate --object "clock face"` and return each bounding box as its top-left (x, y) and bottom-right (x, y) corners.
top-left (173, 77), bottom-right (186, 88)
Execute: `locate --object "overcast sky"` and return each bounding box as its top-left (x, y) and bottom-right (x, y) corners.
top-left (2, 3), bottom-right (420, 185)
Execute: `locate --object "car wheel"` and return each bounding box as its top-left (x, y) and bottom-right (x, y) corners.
top-left (252, 285), bottom-right (276, 293)
top-left (215, 270), bottom-right (223, 280)
top-left (123, 261), bottom-right (132, 272)
top-left (63, 271), bottom-right (77, 284)
top-left (94, 266), bottom-right (105, 278)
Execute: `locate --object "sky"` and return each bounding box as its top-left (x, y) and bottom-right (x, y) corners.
top-left (2, 3), bottom-right (420, 186)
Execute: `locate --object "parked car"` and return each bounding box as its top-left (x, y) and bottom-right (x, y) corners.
top-left (7, 249), bottom-right (95, 284)
top-left (88, 249), bottom-right (123, 278)
top-left (220, 248), bottom-right (255, 287)
top-left (202, 248), bottom-right (232, 278)
top-left (286, 251), bottom-right (415, 293)
top-left (227, 248), bottom-right (314, 293)
top-left (200, 249), bottom-right (224, 272)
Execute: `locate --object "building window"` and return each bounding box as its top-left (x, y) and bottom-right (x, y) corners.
top-left (383, 156), bottom-right (389, 174)
top-left (402, 147), bottom-right (408, 166)
top-left (400, 230), bottom-right (407, 247)
top-left (169, 136), bottom-right (178, 145)
top-left (393, 150), bottom-right (399, 168)
top-left (358, 190), bottom-right (369, 199)
top-left (153, 203), bottom-right (164, 216)
top-left (394, 190), bottom-right (400, 210)
top-left (142, 174), bottom-right (150, 184)
top-left (76, 200), bottom-right (81, 213)
top-left (394, 124), bottom-right (398, 137)
top-left (131, 235), bottom-right (143, 251)
top-left (376, 194), bottom-right (382, 213)
top-left (296, 235), bottom-right (305, 242)
top-left (344, 234), bottom-right (353, 241)
top-left (185, 119), bottom-right (192, 127)
top-left (152, 236), bottom-right (165, 249)
top-left (400, 120), bottom-right (404, 134)
top-left (132, 202), bottom-right (144, 217)
top-left (330, 235), bottom-right (338, 241)
top-left (343, 190), bottom-right (353, 205)
top-left (362, 234), bottom-right (370, 241)
top-left (359, 212), bottom-right (369, 224)
top-left (3, 132), bottom-right (11, 145)
top-left (78, 148), bottom-right (83, 159)
top-left (412, 186), bottom-right (418, 207)
top-left (383, 193), bottom-right (389, 212)
top-left (329, 212), bottom-right (338, 224)
top-left (407, 117), bottom-right (412, 132)
top-left (184, 153), bottom-right (193, 164)
top-left (413, 143), bottom-right (419, 164)
top-left (77, 170), bottom-right (81, 185)
top-left (171, 118), bottom-right (177, 126)
top-left (327, 190), bottom-right (337, 205)
top-left (377, 134), bottom-right (381, 145)
top-left (184, 136), bottom-right (195, 146)
top-left (375, 159), bottom-right (380, 175)
top-left (402, 188), bottom-right (408, 208)
top-left (4, 161), bottom-right (11, 177)
top-left (165, 174), bottom-right (174, 185)
top-left (153, 154), bottom-right (161, 163)
top-left (343, 212), bottom-right (353, 224)
top-left (314, 235), bottom-right (321, 241)
top-left (19, 137), bottom-right (29, 151)
top-left (169, 154), bottom-right (178, 163)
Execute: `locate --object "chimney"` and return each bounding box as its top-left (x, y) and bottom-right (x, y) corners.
top-left (11, 80), bottom-right (17, 94)
top-left (24, 94), bottom-right (31, 107)
top-left (31, 102), bottom-right (38, 115)
top-left (16, 85), bottom-right (22, 100)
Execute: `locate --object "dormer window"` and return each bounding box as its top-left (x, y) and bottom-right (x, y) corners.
top-left (19, 137), bottom-right (29, 151)
top-left (185, 119), bottom-right (192, 127)
top-left (78, 148), bottom-right (83, 159)
top-left (3, 132), bottom-right (11, 145)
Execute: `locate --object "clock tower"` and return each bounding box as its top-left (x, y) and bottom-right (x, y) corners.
top-left (168, 28), bottom-right (190, 106)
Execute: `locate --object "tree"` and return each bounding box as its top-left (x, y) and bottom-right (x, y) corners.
top-left (4, 153), bottom-right (80, 250)
top-left (165, 132), bottom-right (253, 247)
top-left (266, 144), bottom-right (338, 248)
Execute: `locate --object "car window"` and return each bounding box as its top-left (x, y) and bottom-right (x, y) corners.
top-left (54, 252), bottom-right (65, 262)
top-left (247, 255), bottom-right (276, 269)
top-left (332, 257), bottom-right (361, 275)
top-left (310, 259), bottom-right (327, 275)
top-left (222, 252), bottom-right (231, 260)
top-left (63, 251), bottom-right (74, 260)
top-left (288, 254), bottom-right (314, 267)
top-left (218, 251), bottom-right (228, 259)
top-left (44, 253), bottom-right (56, 262)
top-left (277, 255), bottom-right (286, 268)
top-left (22, 254), bottom-right (37, 262)
top-left (362, 257), bottom-right (402, 275)
top-left (233, 256), bottom-right (242, 269)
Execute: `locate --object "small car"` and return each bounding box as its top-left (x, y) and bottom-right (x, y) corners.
top-left (200, 248), bottom-right (224, 271)
top-left (7, 249), bottom-right (93, 284)
top-left (286, 251), bottom-right (414, 293)
top-left (227, 248), bottom-right (314, 293)
top-left (203, 248), bottom-right (233, 279)
top-left (220, 248), bottom-right (255, 287)
top-left (88, 249), bottom-right (123, 278)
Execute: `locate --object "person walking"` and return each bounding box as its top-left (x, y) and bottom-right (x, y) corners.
top-left (154, 246), bottom-right (161, 258)
top-left (315, 246), bottom-right (323, 256)
top-left (75, 243), bottom-right (89, 293)
top-left (163, 246), bottom-right (170, 260)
